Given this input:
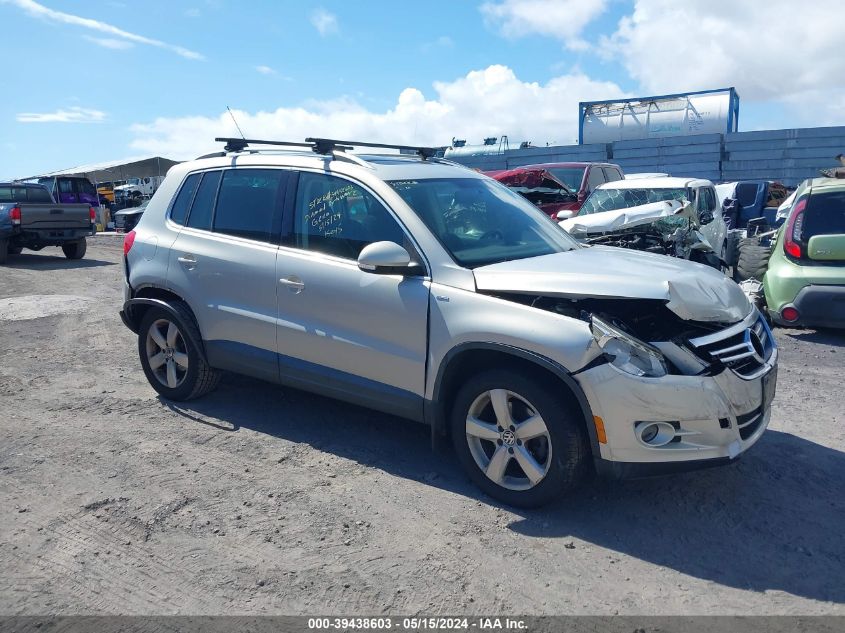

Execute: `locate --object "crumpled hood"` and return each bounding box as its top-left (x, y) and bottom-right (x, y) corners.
top-left (473, 246), bottom-right (750, 323)
top-left (559, 200), bottom-right (686, 234)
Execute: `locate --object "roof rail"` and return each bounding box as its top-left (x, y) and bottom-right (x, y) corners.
top-left (304, 137), bottom-right (446, 160)
top-left (214, 136), bottom-right (445, 160)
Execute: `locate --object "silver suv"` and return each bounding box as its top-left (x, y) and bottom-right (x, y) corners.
top-left (120, 137), bottom-right (778, 507)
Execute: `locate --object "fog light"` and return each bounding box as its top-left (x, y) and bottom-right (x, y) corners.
top-left (781, 306), bottom-right (800, 323)
top-left (635, 421), bottom-right (676, 447)
top-left (641, 424), bottom-right (659, 443)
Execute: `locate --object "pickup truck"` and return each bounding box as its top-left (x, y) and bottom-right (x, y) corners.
top-left (0, 182), bottom-right (96, 264)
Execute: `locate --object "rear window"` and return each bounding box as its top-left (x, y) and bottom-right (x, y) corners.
top-left (735, 183), bottom-right (759, 207)
top-left (803, 190), bottom-right (845, 238)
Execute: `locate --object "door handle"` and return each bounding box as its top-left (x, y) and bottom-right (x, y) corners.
top-left (279, 276), bottom-right (305, 293)
top-left (177, 255), bottom-right (197, 265)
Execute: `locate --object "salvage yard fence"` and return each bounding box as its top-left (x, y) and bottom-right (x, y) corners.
top-left (448, 126), bottom-right (845, 187)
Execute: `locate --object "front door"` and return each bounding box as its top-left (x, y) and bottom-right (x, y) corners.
top-left (274, 171), bottom-right (430, 420)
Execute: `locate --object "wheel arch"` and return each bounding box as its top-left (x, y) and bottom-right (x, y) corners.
top-left (426, 343), bottom-right (600, 457)
top-left (121, 287), bottom-right (204, 357)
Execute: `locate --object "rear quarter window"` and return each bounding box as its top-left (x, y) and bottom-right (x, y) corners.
top-left (185, 171), bottom-right (222, 231)
top-left (169, 173), bottom-right (201, 225)
top-left (804, 190), bottom-right (845, 238)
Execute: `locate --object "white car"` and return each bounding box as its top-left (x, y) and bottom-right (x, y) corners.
top-left (560, 176), bottom-right (728, 269)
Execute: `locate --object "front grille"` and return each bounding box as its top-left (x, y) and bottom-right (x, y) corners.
top-left (736, 407), bottom-right (765, 440)
top-left (687, 311), bottom-right (776, 380)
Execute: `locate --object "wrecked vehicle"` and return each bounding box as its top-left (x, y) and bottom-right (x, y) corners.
top-left (559, 177), bottom-right (728, 269)
top-left (121, 137), bottom-right (776, 508)
top-left (487, 162), bottom-right (624, 218)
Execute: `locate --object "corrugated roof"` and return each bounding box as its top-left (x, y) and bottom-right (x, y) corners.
top-left (19, 156), bottom-right (181, 183)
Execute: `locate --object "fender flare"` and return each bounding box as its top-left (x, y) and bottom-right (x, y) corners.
top-left (425, 342), bottom-right (601, 457)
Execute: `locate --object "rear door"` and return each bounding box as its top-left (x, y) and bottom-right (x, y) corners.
top-left (274, 170), bottom-right (430, 419)
top-left (166, 168), bottom-right (288, 382)
top-left (801, 188), bottom-right (845, 270)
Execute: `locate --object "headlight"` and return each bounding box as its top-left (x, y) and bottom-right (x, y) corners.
top-left (591, 316), bottom-right (667, 378)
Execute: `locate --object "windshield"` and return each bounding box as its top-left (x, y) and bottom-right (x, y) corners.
top-left (542, 167), bottom-right (585, 191)
top-left (580, 187), bottom-right (689, 215)
top-left (388, 178), bottom-right (579, 268)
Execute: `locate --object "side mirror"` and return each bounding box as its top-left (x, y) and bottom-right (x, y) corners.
top-left (699, 210), bottom-right (714, 225)
top-left (358, 241), bottom-right (412, 274)
top-left (556, 210), bottom-right (574, 220)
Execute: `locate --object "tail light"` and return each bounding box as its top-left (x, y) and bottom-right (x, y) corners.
top-left (781, 306), bottom-right (800, 323)
top-left (89, 207), bottom-right (97, 223)
top-left (784, 198), bottom-right (807, 258)
top-left (10, 206), bottom-right (21, 225)
top-left (123, 230), bottom-right (136, 256)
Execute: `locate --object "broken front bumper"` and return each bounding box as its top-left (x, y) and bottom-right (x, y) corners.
top-left (575, 350), bottom-right (777, 479)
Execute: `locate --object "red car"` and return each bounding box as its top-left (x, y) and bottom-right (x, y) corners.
top-left (487, 162), bottom-right (624, 218)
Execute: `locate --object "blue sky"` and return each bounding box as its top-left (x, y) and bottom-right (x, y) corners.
top-left (2, 0), bottom-right (842, 180)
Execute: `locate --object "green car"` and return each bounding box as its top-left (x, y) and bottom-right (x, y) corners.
top-left (760, 178), bottom-right (845, 328)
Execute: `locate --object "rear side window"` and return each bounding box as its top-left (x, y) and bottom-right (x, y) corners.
top-left (803, 191), bottom-right (845, 238)
top-left (603, 167), bottom-right (623, 183)
top-left (586, 167), bottom-right (604, 192)
top-left (735, 183), bottom-right (759, 206)
top-left (186, 171), bottom-right (222, 231)
top-left (170, 173), bottom-right (201, 225)
top-left (0, 186), bottom-right (50, 202)
top-left (213, 169), bottom-right (286, 242)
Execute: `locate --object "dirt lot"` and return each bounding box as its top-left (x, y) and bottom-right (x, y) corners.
top-left (0, 238), bottom-right (843, 616)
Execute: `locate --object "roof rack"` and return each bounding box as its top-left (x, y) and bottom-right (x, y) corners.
top-left (213, 137), bottom-right (445, 160)
top-left (304, 137), bottom-right (445, 160)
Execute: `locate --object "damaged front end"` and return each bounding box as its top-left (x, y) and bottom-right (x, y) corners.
top-left (487, 292), bottom-right (750, 378)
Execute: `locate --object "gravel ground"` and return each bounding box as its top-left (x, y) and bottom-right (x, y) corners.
top-left (0, 238), bottom-right (843, 615)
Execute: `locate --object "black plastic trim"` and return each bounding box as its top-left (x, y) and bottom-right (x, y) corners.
top-left (427, 342), bottom-right (600, 457)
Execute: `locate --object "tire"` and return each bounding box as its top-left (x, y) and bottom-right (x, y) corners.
top-left (8, 245), bottom-right (22, 255)
top-left (137, 303), bottom-right (221, 401)
top-left (61, 238), bottom-right (87, 260)
top-left (450, 369), bottom-right (588, 508)
top-left (735, 238), bottom-right (771, 282)
top-left (0, 239), bottom-right (7, 265)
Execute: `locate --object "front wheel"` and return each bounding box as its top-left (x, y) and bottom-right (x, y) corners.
top-left (61, 238), bottom-right (87, 260)
top-left (451, 369), bottom-right (588, 508)
top-left (138, 304), bottom-right (221, 400)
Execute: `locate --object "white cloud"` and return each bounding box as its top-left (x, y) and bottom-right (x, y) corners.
top-left (17, 107), bottom-right (106, 123)
top-left (481, 0), bottom-right (607, 51)
top-left (83, 35), bottom-right (134, 49)
top-left (310, 8), bottom-right (338, 37)
top-left (2, 0), bottom-right (204, 60)
top-left (255, 65), bottom-right (276, 75)
top-left (601, 0), bottom-right (845, 125)
top-left (128, 64), bottom-right (625, 158)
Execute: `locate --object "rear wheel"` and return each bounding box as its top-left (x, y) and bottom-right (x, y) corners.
top-left (0, 239), bottom-right (7, 264)
top-left (61, 238), bottom-right (87, 260)
top-left (138, 304), bottom-right (221, 400)
top-left (735, 238), bottom-right (771, 281)
top-left (451, 369), bottom-right (588, 508)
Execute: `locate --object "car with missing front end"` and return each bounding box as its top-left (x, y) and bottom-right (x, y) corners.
top-left (119, 137), bottom-right (778, 507)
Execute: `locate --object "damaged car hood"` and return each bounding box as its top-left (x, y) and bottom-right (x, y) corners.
top-left (473, 246), bottom-right (750, 323)
top-left (559, 200), bottom-right (689, 234)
